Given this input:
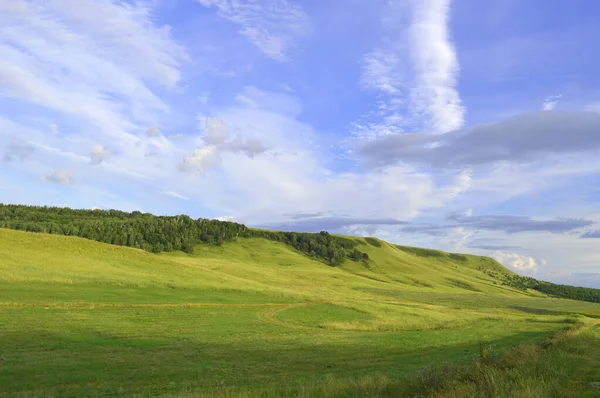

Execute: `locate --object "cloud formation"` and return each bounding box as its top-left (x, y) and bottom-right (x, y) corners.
top-left (407, 0), bottom-right (463, 133)
top-left (42, 170), bottom-right (73, 185)
top-left (147, 125), bottom-right (161, 137)
top-left (581, 230), bottom-right (600, 238)
top-left (0, 0), bottom-right (186, 146)
top-left (258, 216), bottom-right (407, 233)
top-left (4, 142), bottom-right (34, 162)
top-left (357, 0), bottom-right (463, 137)
top-left (361, 49), bottom-right (403, 96)
top-left (89, 145), bottom-right (109, 165)
top-left (542, 94), bottom-right (562, 111)
top-left (402, 213), bottom-right (593, 235)
top-left (162, 190), bottom-right (189, 200)
top-left (180, 117), bottom-right (268, 174)
top-left (180, 146), bottom-right (221, 174)
top-left (359, 111), bottom-right (600, 168)
top-left (195, 0), bottom-right (310, 61)
top-left (491, 251), bottom-right (541, 272)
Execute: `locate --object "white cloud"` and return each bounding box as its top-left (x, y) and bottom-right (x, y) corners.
top-left (408, 0), bottom-right (463, 133)
top-left (447, 227), bottom-right (472, 250)
top-left (42, 170), bottom-right (73, 185)
top-left (195, 0), bottom-right (310, 61)
top-left (162, 88), bottom-right (473, 226)
top-left (361, 49), bottom-right (403, 95)
top-left (235, 94), bottom-right (259, 108)
top-left (162, 190), bottom-right (189, 200)
top-left (203, 117), bottom-right (228, 137)
top-left (147, 125), bottom-right (162, 137)
top-left (358, 0), bottom-right (463, 136)
top-left (446, 168), bottom-right (472, 198)
top-left (491, 251), bottom-right (541, 272)
top-left (542, 94), bottom-right (562, 111)
top-left (0, 0), bottom-right (187, 147)
top-left (48, 123), bottom-right (59, 136)
top-left (0, 0), bottom-right (191, 194)
top-left (89, 145), bottom-right (109, 165)
top-left (180, 146), bottom-right (221, 174)
top-left (233, 86), bottom-right (303, 117)
top-left (181, 114), bottom-right (269, 174)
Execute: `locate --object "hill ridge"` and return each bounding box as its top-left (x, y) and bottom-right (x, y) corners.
top-left (1, 202), bottom-right (599, 303)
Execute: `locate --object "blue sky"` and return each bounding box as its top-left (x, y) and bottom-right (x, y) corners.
top-left (1, 0), bottom-right (600, 288)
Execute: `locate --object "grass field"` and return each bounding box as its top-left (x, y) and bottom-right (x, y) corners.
top-left (1, 228), bottom-right (599, 397)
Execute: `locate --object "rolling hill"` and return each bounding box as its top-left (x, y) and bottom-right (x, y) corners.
top-left (1, 205), bottom-right (600, 396)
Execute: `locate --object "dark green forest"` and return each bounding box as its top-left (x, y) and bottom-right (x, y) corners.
top-left (0, 204), bottom-right (365, 266)
top-left (501, 274), bottom-right (600, 304)
top-left (477, 266), bottom-right (600, 304)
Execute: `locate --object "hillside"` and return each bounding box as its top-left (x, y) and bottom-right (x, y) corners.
top-left (2, 203), bottom-right (599, 305)
top-left (1, 205), bottom-right (600, 396)
top-left (2, 225), bottom-right (600, 396)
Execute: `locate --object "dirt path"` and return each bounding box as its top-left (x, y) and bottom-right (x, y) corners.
top-left (256, 303), bottom-right (313, 330)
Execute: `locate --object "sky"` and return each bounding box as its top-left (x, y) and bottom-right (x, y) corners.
top-left (1, 0), bottom-right (600, 288)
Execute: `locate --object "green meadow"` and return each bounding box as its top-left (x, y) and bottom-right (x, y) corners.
top-left (1, 228), bottom-right (599, 397)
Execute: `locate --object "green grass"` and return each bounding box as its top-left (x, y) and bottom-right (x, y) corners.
top-left (1, 228), bottom-right (599, 397)
top-left (175, 323), bottom-right (600, 397)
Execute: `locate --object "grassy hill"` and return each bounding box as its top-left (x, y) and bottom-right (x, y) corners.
top-left (1, 227), bottom-right (600, 396)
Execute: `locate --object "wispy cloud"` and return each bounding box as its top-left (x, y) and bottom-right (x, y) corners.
top-left (195, 0), bottom-right (310, 61)
top-left (408, 0), bottom-right (463, 133)
top-left (42, 170), bottom-right (73, 185)
top-left (357, 0), bottom-right (463, 136)
top-left (542, 94), bottom-right (562, 111)
top-left (361, 49), bottom-right (403, 96)
top-left (48, 123), bottom-right (59, 136)
top-left (0, 0), bottom-right (189, 192)
top-left (0, 0), bottom-right (187, 147)
top-left (162, 190), bottom-right (189, 201)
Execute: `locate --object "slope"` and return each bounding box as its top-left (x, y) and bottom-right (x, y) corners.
top-left (1, 228), bottom-right (600, 397)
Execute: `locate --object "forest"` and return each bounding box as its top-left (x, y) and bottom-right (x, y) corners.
top-left (0, 204), bottom-right (365, 266)
top-left (501, 274), bottom-right (600, 304)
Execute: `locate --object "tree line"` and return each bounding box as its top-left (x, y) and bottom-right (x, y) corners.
top-left (251, 229), bottom-right (368, 266)
top-left (500, 274), bottom-right (600, 304)
top-left (0, 204), bottom-right (367, 266)
top-left (477, 265), bottom-right (600, 304)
